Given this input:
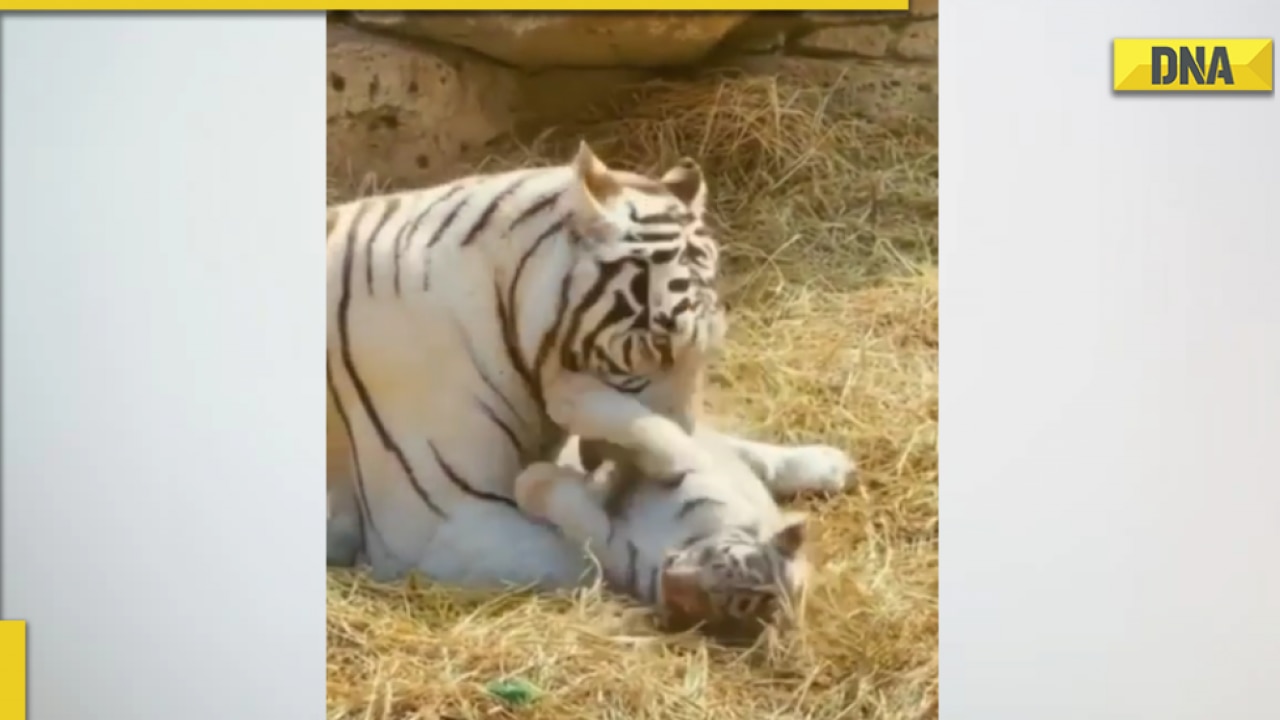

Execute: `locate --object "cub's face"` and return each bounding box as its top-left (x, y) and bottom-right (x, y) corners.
top-left (657, 515), bottom-right (811, 645)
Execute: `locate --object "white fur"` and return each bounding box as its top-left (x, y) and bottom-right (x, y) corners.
top-left (511, 432), bottom-right (770, 600)
top-left (515, 372), bottom-right (816, 605)
top-left (327, 166), bottom-right (597, 586)
top-left (326, 152), bottom-right (856, 588)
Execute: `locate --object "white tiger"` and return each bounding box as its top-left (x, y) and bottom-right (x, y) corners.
top-left (326, 142), bottom-right (855, 586)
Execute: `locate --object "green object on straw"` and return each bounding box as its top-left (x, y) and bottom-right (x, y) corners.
top-left (486, 678), bottom-right (541, 707)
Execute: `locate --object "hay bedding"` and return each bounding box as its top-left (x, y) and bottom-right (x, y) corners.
top-left (327, 67), bottom-right (938, 720)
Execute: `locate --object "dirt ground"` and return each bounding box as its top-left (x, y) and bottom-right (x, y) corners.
top-left (327, 66), bottom-right (938, 720)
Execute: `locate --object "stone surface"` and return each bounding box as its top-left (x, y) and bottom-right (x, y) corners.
top-left (714, 13), bottom-right (803, 54)
top-left (326, 9), bottom-right (939, 192)
top-left (327, 24), bottom-right (646, 190)
top-left (839, 61), bottom-right (938, 121)
top-left (348, 12), bottom-right (748, 69)
top-left (911, 0), bottom-right (939, 18)
top-left (327, 24), bottom-right (521, 187)
top-left (802, 11), bottom-right (904, 26)
top-left (800, 25), bottom-right (896, 58)
top-left (895, 20), bottom-right (938, 60)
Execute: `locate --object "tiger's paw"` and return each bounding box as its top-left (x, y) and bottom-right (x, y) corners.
top-left (770, 445), bottom-right (857, 498)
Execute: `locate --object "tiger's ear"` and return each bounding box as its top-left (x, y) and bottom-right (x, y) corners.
top-left (570, 140), bottom-right (619, 217)
top-left (660, 157), bottom-right (707, 214)
top-left (769, 512), bottom-right (808, 558)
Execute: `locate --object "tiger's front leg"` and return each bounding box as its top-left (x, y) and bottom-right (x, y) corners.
top-left (545, 371), bottom-right (703, 480)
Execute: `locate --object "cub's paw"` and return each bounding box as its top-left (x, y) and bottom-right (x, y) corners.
top-left (772, 445), bottom-right (858, 498)
top-left (514, 461), bottom-right (574, 520)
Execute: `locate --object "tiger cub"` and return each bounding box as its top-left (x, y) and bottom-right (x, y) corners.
top-left (515, 367), bottom-right (815, 644)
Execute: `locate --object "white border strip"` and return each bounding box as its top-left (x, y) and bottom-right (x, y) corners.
top-left (2, 15), bottom-right (325, 719)
top-left (942, 1), bottom-right (1279, 717)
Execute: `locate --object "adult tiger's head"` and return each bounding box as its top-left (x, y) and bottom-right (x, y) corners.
top-left (554, 141), bottom-right (724, 410)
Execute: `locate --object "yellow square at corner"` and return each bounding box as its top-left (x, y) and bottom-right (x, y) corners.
top-left (0, 622), bottom-right (25, 720)
top-left (1113, 38), bottom-right (1274, 92)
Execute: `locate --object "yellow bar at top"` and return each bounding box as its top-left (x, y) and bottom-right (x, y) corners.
top-left (0, 621), bottom-right (25, 720)
top-left (0, 0), bottom-right (909, 10)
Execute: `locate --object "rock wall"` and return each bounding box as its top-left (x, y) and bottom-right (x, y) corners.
top-left (327, 7), bottom-right (938, 192)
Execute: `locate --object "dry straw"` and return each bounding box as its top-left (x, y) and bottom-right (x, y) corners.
top-left (328, 63), bottom-right (938, 720)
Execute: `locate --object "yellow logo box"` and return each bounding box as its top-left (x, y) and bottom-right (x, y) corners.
top-left (1114, 39), bottom-right (1273, 92)
top-left (0, 621), bottom-right (25, 720)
